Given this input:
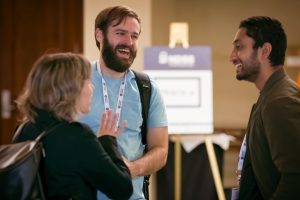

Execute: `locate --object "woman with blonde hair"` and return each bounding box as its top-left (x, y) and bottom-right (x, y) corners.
top-left (15, 52), bottom-right (133, 200)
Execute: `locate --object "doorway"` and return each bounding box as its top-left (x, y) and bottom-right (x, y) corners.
top-left (0, 0), bottom-right (83, 144)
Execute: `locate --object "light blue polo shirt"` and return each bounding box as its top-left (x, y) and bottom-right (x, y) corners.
top-left (79, 61), bottom-right (168, 200)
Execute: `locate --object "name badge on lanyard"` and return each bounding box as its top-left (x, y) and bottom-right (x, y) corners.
top-left (97, 61), bottom-right (126, 127)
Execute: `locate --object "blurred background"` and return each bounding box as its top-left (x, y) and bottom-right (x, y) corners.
top-left (1, 0), bottom-right (300, 199)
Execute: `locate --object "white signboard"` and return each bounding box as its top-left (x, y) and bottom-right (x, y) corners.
top-left (144, 47), bottom-right (213, 134)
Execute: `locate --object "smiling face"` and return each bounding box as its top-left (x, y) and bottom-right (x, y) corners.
top-left (229, 28), bottom-right (262, 82)
top-left (97, 16), bottom-right (140, 72)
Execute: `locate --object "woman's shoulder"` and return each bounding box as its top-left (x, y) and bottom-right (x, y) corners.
top-left (13, 122), bottom-right (39, 142)
top-left (62, 121), bottom-right (94, 136)
top-left (44, 122), bottom-right (97, 148)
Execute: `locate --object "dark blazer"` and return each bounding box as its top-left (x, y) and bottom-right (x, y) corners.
top-left (15, 109), bottom-right (133, 200)
top-left (239, 69), bottom-right (300, 199)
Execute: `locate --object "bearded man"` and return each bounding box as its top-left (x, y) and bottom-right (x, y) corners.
top-left (79, 5), bottom-right (168, 200)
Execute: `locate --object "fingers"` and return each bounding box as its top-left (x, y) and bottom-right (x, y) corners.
top-left (99, 110), bottom-right (112, 133)
top-left (98, 110), bottom-right (126, 137)
top-left (115, 120), bottom-right (127, 137)
top-left (110, 111), bottom-right (119, 131)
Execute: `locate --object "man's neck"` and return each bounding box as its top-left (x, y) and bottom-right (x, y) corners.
top-left (99, 60), bottom-right (126, 79)
top-left (254, 65), bottom-right (283, 91)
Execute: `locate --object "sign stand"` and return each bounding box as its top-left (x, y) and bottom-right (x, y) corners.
top-left (172, 135), bottom-right (226, 200)
top-left (205, 136), bottom-right (226, 200)
top-left (174, 135), bottom-right (181, 200)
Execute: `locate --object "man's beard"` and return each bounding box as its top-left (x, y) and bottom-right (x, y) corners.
top-left (236, 50), bottom-right (260, 82)
top-left (101, 35), bottom-right (137, 72)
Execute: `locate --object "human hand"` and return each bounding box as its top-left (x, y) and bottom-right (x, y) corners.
top-left (123, 158), bottom-right (139, 178)
top-left (97, 110), bottom-right (127, 138)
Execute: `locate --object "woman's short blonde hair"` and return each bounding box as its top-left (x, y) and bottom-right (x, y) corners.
top-left (16, 52), bottom-right (91, 122)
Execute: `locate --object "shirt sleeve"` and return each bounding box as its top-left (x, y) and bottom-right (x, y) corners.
top-left (147, 77), bottom-right (168, 128)
top-left (73, 124), bottom-right (133, 200)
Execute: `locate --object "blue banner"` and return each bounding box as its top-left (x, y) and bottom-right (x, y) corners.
top-left (144, 46), bottom-right (211, 70)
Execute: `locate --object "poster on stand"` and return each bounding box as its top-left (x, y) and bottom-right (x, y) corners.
top-left (144, 46), bottom-right (213, 134)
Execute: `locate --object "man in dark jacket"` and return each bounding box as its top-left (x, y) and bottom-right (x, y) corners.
top-left (229, 16), bottom-right (300, 199)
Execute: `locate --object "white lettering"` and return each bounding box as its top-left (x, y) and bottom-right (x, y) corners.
top-left (158, 51), bottom-right (195, 67)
